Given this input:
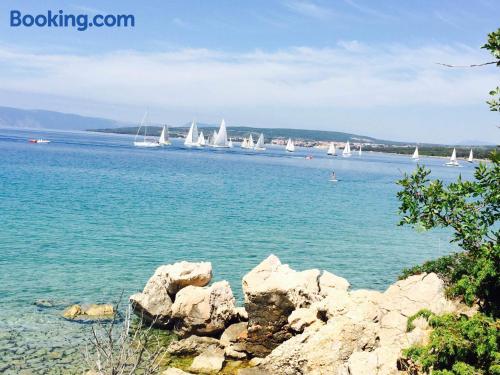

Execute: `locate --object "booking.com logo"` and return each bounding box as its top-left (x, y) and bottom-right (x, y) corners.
top-left (10, 10), bottom-right (135, 31)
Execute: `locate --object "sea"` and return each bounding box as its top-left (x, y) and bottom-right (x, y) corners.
top-left (0, 128), bottom-right (476, 374)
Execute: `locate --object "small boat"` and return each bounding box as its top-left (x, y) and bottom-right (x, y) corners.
top-left (134, 112), bottom-right (160, 148)
top-left (212, 119), bottom-right (230, 148)
top-left (358, 145), bottom-right (362, 156)
top-left (342, 141), bottom-right (351, 157)
top-left (184, 121), bottom-right (200, 147)
top-left (29, 139), bottom-right (50, 144)
top-left (327, 142), bottom-right (336, 156)
top-left (228, 138), bottom-right (234, 148)
top-left (286, 138), bottom-right (295, 152)
top-left (305, 155), bottom-right (313, 160)
top-left (467, 149), bottom-right (473, 163)
top-left (159, 125), bottom-right (171, 146)
top-left (240, 137), bottom-right (248, 149)
top-left (329, 171), bottom-right (339, 182)
top-left (254, 133), bottom-right (266, 151)
top-left (412, 146), bottom-right (419, 161)
top-left (445, 148), bottom-right (460, 167)
top-left (198, 131), bottom-right (206, 146)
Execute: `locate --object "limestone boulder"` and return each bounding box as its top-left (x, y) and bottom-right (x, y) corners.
top-left (319, 270), bottom-right (350, 296)
top-left (189, 347), bottom-right (225, 373)
top-left (130, 261), bottom-right (212, 326)
top-left (221, 322), bottom-right (248, 359)
top-left (242, 254), bottom-right (320, 356)
top-left (171, 280), bottom-right (237, 337)
top-left (167, 335), bottom-right (221, 356)
top-left (287, 307), bottom-right (322, 333)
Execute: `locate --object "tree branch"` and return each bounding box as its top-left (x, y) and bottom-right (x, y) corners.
top-left (436, 61), bottom-right (499, 68)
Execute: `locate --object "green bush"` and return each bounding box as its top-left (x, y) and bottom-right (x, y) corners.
top-left (404, 312), bottom-right (500, 374)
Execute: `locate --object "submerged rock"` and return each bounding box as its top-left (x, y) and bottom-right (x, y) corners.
top-left (171, 280), bottom-right (237, 337)
top-left (242, 254), bottom-right (320, 356)
top-left (130, 261), bottom-right (212, 326)
top-left (62, 304), bottom-right (114, 320)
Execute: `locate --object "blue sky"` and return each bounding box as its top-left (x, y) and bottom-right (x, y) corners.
top-left (0, 0), bottom-right (498, 143)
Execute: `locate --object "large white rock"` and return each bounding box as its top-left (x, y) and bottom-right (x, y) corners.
top-left (287, 307), bottom-right (322, 333)
top-left (189, 347), bottom-right (225, 373)
top-left (130, 261), bottom-right (212, 326)
top-left (319, 270), bottom-right (350, 296)
top-left (171, 280), bottom-right (236, 336)
top-left (242, 254), bottom-right (320, 356)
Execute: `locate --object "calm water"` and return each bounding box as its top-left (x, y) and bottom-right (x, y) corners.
top-left (0, 128), bottom-right (474, 373)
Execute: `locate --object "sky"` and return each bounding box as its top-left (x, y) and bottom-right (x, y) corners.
top-left (0, 0), bottom-right (498, 143)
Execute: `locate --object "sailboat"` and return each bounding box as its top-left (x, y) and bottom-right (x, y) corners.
top-left (241, 137), bottom-right (248, 149)
top-left (248, 134), bottom-right (255, 149)
top-left (198, 131), bottom-right (206, 146)
top-left (228, 138), bottom-right (234, 148)
top-left (159, 125), bottom-right (171, 146)
top-left (412, 146), bottom-right (419, 161)
top-left (445, 148), bottom-right (460, 167)
top-left (184, 121), bottom-right (200, 147)
top-left (358, 144), bottom-right (362, 156)
top-left (327, 142), bottom-right (336, 156)
top-left (212, 119), bottom-right (230, 148)
top-left (134, 112), bottom-right (160, 148)
top-left (342, 141), bottom-right (351, 157)
top-left (254, 133), bottom-right (266, 151)
top-left (285, 138), bottom-right (295, 152)
top-left (467, 149), bottom-right (474, 163)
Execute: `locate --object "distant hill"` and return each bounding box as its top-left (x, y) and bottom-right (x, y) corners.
top-left (0, 105), bottom-right (407, 145)
top-left (0, 106), bottom-right (130, 130)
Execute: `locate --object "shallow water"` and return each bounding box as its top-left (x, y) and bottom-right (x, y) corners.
top-left (0, 128), bottom-right (475, 373)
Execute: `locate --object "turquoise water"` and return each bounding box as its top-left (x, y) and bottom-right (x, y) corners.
top-left (0, 128), bottom-right (474, 373)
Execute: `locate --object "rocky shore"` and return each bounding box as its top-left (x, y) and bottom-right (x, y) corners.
top-left (129, 255), bottom-right (473, 375)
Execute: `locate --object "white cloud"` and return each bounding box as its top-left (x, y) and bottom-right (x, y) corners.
top-left (283, 0), bottom-right (335, 19)
top-left (0, 42), bottom-right (496, 142)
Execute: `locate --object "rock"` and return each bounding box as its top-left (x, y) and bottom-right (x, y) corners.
top-left (85, 304), bottom-right (114, 317)
top-left (287, 307), bottom-right (322, 333)
top-left (258, 315), bottom-right (379, 374)
top-left (220, 322), bottom-right (248, 347)
top-left (380, 273), bottom-right (455, 317)
top-left (319, 271), bottom-right (350, 295)
top-left (171, 280), bottom-right (237, 337)
top-left (242, 254), bottom-right (320, 356)
top-left (348, 351), bottom-right (378, 375)
top-left (234, 306), bottom-right (248, 321)
top-left (130, 261), bottom-right (212, 326)
top-left (189, 347), bottom-right (225, 373)
top-left (63, 304), bottom-right (114, 320)
top-left (237, 369), bottom-right (270, 375)
top-left (63, 305), bottom-right (82, 319)
top-left (162, 368), bottom-right (194, 375)
top-left (167, 335), bottom-right (221, 356)
top-left (221, 322), bottom-right (248, 358)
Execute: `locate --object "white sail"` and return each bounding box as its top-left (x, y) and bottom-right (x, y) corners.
top-left (358, 144), bottom-right (362, 156)
top-left (446, 148), bottom-right (459, 166)
top-left (468, 149), bottom-right (473, 162)
top-left (198, 131), bottom-right (206, 146)
top-left (248, 134), bottom-right (255, 148)
top-left (286, 138), bottom-right (295, 152)
top-left (213, 119), bottom-right (229, 148)
top-left (241, 137), bottom-right (248, 148)
top-left (255, 133), bottom-right (265, 150)
top-left (450, 148), bottom-right (457, 162)
top-left (184, 121), bottom-right (199, 146)
top-left (342, 141), bottom-right (351, 157)
top-left (327, 142), bottom-right (336, 155)
top-left (134, 111), bottom-right (160, 148)
top-left (159, 125), bottom-right (171, 145)
top-left (412, 146), bottom-right (419, 160)
top-left (228, 138), bottom-right (233, 148)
